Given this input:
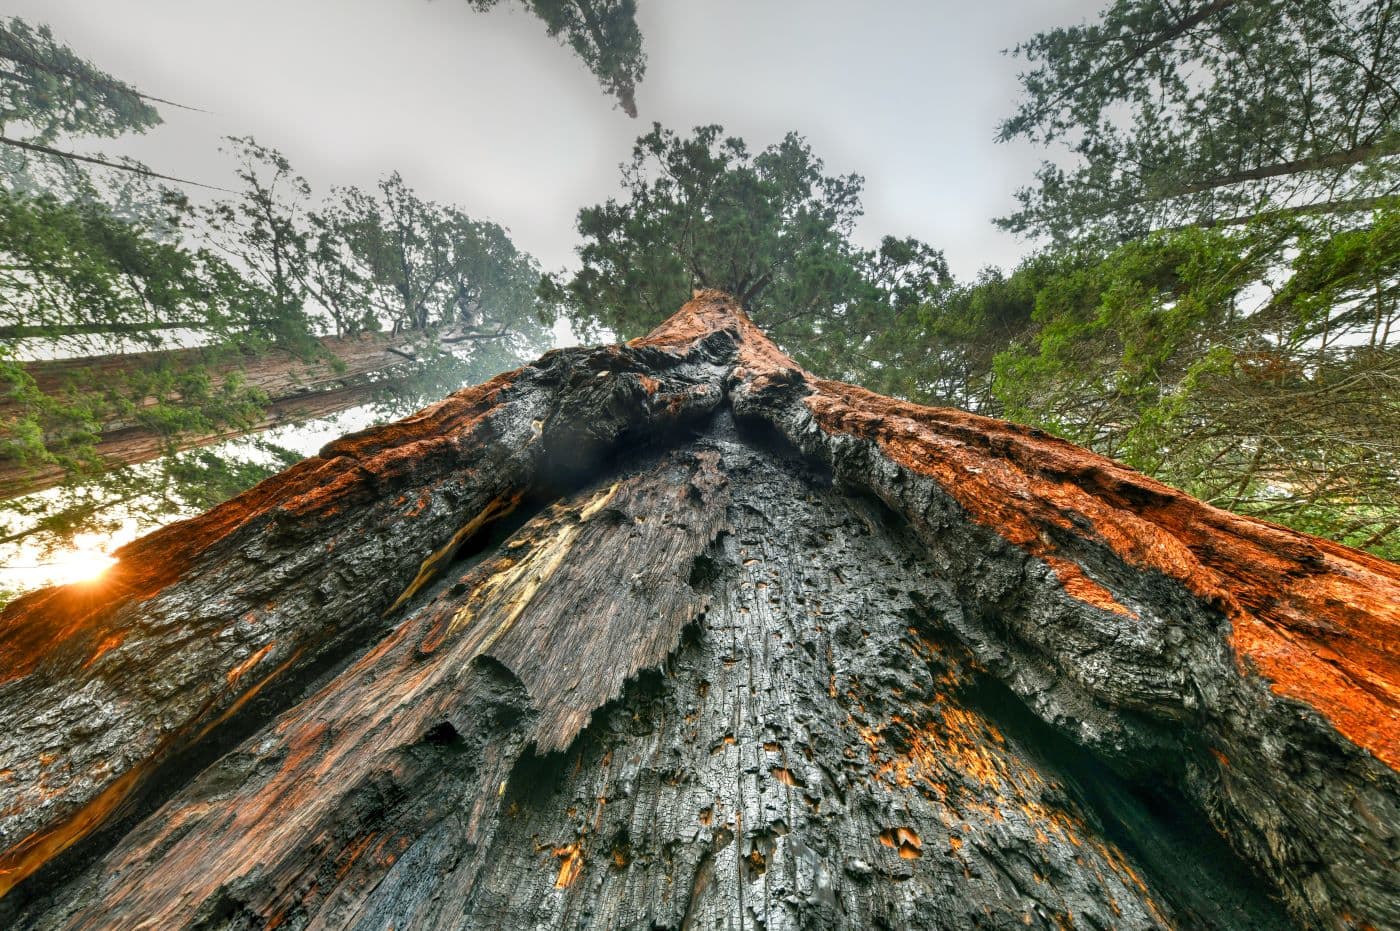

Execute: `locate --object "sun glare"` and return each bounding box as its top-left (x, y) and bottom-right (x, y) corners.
top-left (43, 538), bottom-right (118, 586)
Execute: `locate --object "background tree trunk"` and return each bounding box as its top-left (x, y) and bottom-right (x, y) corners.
top-left (0, 331), bottom-right (426, 500)
top-left (0, 293), bottom-right (1395, 929)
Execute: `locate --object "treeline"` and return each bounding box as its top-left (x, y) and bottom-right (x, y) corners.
top-left (0, 18), bottom-right (550, 561)
top-left (2, 0), bottom-right (1397, 590)
top-left (543, 0), bottom-right (1400, 558)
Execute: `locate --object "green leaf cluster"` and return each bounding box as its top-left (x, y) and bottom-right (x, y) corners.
top-left (977, 218), bottom-right (1400, 559)
top-left (0, 17), bottom-right (160, 144)
top-left (544, 124), bottom-right (949, 378)
top-left (999, 0), bottom-right (1400, 241)
top-left (465, 0), bottom-right (645, 115)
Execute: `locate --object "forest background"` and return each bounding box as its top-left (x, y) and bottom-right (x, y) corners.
top-left (1, 0), bottom-right (1396, 606)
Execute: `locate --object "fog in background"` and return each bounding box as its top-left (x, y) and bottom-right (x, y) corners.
top-left (0, 0), bottom-right (1104, 589)
top-left (4, 0), bottom-right (1101, 278)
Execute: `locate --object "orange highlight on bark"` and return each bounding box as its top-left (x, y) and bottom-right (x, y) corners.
top-left (553, 842), bottom-right (584, 888)
top-left (640, 294), bottom-right (1400, 773)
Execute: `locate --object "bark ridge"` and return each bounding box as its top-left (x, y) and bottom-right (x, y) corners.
top-left (0, 292), bottom-right (1396, 929)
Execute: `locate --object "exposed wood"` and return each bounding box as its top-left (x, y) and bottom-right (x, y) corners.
top-left (10, 333), bottom-right (410, 402)
top-left (0, 292), bottom-right (1395, 929)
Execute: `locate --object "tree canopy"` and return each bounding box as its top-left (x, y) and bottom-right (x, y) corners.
top-left (0, 17), bottom-right (160, 144)
top-left (465, 0), bottom-right (645, 116)
top-left (1, 138), bottom-right (551, 552)
top-left (5, 2), bottom-right (1400, 590)
top-left (0, 20), bottom-right (551, 564)
top-left (999, 0), bottom-right (1400, 242)
top-left (972, 0), bottom-right (1400, 558)
top-left (985, 220), bottom-right (1400, 556)
top-left (0, 16), bottom-right (210, 203)
top-left (543, 123), bottom-right (950, 377)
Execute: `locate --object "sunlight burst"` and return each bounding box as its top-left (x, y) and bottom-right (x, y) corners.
top-left (41, 538), bottom-right (118, 586)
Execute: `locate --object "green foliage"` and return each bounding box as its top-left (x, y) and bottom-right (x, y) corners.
top-left (545, 124), bottom-right (948, 376)
top-left (991, 228), bottom-right (1268, 455)
top-left (209, 138), bottom-right (549, 352)
top-left (0, 17), bottom-right (160, 144)
top-left (158, 444), bottom-right (302, 513)
top-left (1000, 0), bottom-right (1400, 241)
top-left (0, 348), bottom-right (45, 468)
top-left (0, 440), bottom-right (302, 557)
top-left (855, 257), bottom-right (1054, 409)
top-left (983, 218), bottom-right (1400, 559)
top-left (0, 16), bottom-right (550, 570)
top-left (989, 0), bottom-right (1400, 560)
top-left (466, 0), bottom-right (645, 115)
top-left (1, 142), bottom-right (551, 556)
top-left (0, 16), bottom-right (178, 206)
top-left (0, 187), bottom-right (269, 349)
top-left (0, 187), bottom-right (284, 490)
top-left (201, 138), bottom-right (319, 350)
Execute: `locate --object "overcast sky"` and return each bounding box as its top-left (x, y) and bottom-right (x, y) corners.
top-left (4, 0), bottom-right (1111, 588)
top-left (6, 0), bottom-right (1100, 278)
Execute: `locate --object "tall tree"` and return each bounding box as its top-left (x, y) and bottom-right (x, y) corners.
top-left (464, 0), bottom-right (645, 116)
top-left (544, 123), bottom-right (949, 376)
top-left (1, 142), bottom-right (551, 546)
top-left (0, 296), bottom-right (1395, 929)
top-left (0, 188), bottom-right (279, 471)
top-left (0, 17), bottom-right (551, 561)
top-left (999, 0), bottom-right (1400, 242)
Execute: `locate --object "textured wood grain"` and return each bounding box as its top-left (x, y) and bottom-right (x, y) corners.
top-left (0, 341), bottom-right (728, 898)
top-left (0, 292), bottom-right (1395, 929)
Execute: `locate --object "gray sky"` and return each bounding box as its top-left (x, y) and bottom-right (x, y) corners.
top-left (3, 0), bottom-right (1108, 589)
top-left (5, 0), bottom-right (1100, 278)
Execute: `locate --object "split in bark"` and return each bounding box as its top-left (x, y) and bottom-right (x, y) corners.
top-left (0, 292), bottom-right (1395, 929)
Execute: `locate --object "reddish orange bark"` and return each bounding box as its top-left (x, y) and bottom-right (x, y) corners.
top-left (0, 292), bottom-right (1394, 928)
top-left (640, 292), bottom-right (1400, 771)
top-left (0, 371), bottom-right (520, 687)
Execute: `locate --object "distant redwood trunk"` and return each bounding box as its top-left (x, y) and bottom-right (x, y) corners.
top-left (0, 293), bottom-right (1395, 929)
top-left (0, 332), bottom-right (421, 500)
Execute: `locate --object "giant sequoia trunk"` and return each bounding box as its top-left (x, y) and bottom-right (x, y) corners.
top-left (0, 330), bottom-right (435, 500)
top-left (0, 293), bottom-right (1396, 929)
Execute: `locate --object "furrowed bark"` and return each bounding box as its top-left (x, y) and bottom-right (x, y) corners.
top-left (0, 292), bottom-right (1394, 929)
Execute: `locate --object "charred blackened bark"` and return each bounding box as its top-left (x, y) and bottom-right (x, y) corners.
top-left (0, 293), bottom-right (1395, 929)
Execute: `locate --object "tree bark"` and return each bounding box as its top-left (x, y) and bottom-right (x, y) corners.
top-left (0, 321), bottom-right (209, 339)
top-left (0, 331), bottom-right (426, 500)
top-left (0, 292), bottom-right (1395, 929)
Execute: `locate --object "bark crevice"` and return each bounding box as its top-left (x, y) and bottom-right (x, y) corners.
top-left (0, 292), bottom-right (1395, 929)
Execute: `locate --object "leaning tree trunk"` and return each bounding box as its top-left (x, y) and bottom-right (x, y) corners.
top-left (0, 293), bottom-right (1395, 929)
top-left (0, 330), bottom-right (432, 501)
